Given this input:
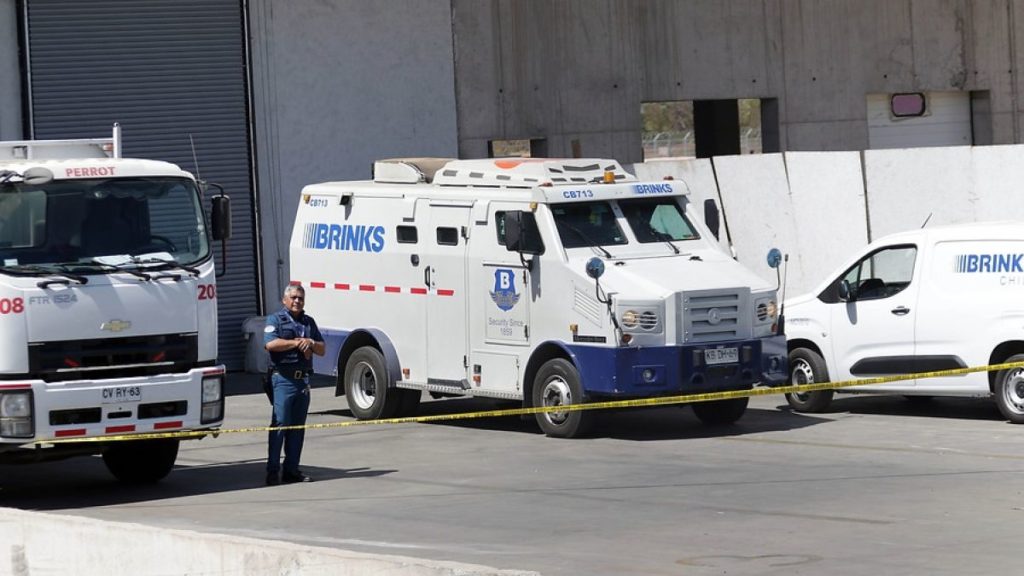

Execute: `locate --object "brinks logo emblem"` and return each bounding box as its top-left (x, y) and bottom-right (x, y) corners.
top-left (632, 183), bottom-right (674, 195)
top-left (303, 223), bottom-right (385, 253)
top-left (953, 253), bottom-right (1024, 273)
top-left (490, 268), bottom-right (520, 311)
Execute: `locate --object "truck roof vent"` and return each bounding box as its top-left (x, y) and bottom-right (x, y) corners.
top-left (433, 158), bottom-right (636, 188)
top-left (373, 158), bottom-right (455, 184)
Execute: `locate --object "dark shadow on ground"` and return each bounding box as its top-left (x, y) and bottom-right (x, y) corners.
top-left (314, 394), bottom-right (832, 441)
top-left (780, 394), bottom-right (1006, 422)
top-left (0, 456), bottom-right (393, 510)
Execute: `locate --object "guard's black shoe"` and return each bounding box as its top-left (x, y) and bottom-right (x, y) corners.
top-left (281, 471), bottom-right (312, 484)
top-left (265, 472), bottom-right (280, 486)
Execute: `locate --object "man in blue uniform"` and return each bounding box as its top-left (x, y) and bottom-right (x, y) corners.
top-left (264, 283), bottom-right (325, 485)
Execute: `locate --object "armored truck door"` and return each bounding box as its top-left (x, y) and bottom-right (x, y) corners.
top-left (424, 202), bottom-right (471, 385)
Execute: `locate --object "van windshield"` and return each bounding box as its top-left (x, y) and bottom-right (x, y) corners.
top-left (551, 201), bottom-right (628, 249)
top-left (619, 197), bottom-right (699, 243)
top-left (0, 177), bottom-right (210, 270)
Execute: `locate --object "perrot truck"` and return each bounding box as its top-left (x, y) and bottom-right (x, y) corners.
top-left (0, 126), bottom-right (231, 481)
top-left (291, 158), bottom-right (786, 437)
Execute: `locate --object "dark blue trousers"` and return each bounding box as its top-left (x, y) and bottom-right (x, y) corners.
top-left (266, 372), bottom-right (310, 475)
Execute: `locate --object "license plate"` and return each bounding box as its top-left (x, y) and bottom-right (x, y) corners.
top-left (704, 347), bottom-right (738, 365)
top-left (102, 385), bottom-right (142, 404)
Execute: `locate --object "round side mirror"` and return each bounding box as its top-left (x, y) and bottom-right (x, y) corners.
top-left (22, 167), bottom-right (54, 186)
top-left (766, 248), bottom-right (783, 269)
top-left (585, 257), bottom-right (605, 280)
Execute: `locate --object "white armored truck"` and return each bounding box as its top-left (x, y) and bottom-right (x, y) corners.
top-left (291, 157), bottom-right (787, 437)
top-left (0, 126), bottom-right (231, 481)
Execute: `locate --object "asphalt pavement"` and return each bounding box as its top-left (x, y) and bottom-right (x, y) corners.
top-left (3, 372), bottom-right (1024, 575)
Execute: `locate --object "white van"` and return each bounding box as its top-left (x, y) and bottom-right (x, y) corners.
top-left (784, 221), bottom-right (1024, 422)
top-left (290, 157), bottom-right (788, 437)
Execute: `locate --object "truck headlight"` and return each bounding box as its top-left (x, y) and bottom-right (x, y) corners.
top-left (755, 298), bottom-right (778, 322)
top-left (621, 310), bottom-right (638, 328)
top-left (201, 376), bottom-right (223, 424)
top-left (0, 391), bottom-right (34, 438)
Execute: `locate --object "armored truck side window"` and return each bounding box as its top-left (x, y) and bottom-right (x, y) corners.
top-left (436, 226), bottom-right (458, 246)
top-left (495, 211), bottom-right (507, 245)
top-left (397, 225), bottom-right (418, 244)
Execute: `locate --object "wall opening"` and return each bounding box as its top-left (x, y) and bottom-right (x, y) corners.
top-left (488, 138), bottom-right (547, 158)
top-left (642, 98), bottom-right (770, 160)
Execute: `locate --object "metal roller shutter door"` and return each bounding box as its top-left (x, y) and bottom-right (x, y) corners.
top-left (25, 0), bottom-right (258, 369)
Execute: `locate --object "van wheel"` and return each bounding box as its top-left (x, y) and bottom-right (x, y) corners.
top-left (344, 346), bottom-right (400, 420)
top-left (103, 439), bottom-right (179, 484)
top-left (785, 347), bottom-right (834, 413)
top-left (532, 358), bottom-right (593, 438)
top-left (994, 354), bottom-right (1024, 424)
top-left (692, 397), bottom-right (749, 426)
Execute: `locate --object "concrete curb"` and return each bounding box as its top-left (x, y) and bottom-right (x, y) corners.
top-left (1, 507), bottom-right (540, 576)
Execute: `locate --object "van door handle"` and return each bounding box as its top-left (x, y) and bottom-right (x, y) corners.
top-left (424, 266), bottom-right (432, 288)
top-left (891, 306), bottom-right (910, 316)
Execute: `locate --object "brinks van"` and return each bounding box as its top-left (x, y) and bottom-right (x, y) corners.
top-left (784, 221), bottom-right (1024, 423)
top-left (290, 158), bottom-right (787, 437)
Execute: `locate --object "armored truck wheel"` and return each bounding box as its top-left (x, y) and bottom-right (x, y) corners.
top-left (785, 347), bottom-right (834, 413)
top-left (533, 358), bottom-right (593, 438)
top-left (691, 397), bottom-right (749, 426)
top-left (994, 354), bottom-right (1024, 424)
top-left (344, 346), bottom-right (400, 420)
top-left (103, 439), bottom-right (179, 484)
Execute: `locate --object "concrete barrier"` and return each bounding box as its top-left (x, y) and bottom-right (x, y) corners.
top-left (0, 507), bottom-right (539, 576)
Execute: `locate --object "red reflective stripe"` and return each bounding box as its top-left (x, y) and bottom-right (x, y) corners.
top-left (359, 285), bottom-right (375, 292)
top-left (410, 287), bottom-right (427, 295)
top-left (55, 429), bottom-right (87, 437)
top-left (437, 289), bottom-right (455, 296)
top-left (289, 280), bottom-right (301, 285)
top-left (0, 384), bottom-right (30, 390)
top-left (384, 286), bottom-right (401, 293)
top-left (334, 283), bottom-right (350, 290)
top-left (106, 425), bottom-right (135, 434)
top-left (154, 421), bottom-right (183, 430)
top-left (203, 367), bottom-right (226, 376)
top-left (310, 282), bottom-right (326, 289)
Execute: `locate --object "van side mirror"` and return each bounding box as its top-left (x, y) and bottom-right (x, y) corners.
top-left (838, 279), bottom-right (853, 301)
top-left (703, 199), bottom-right (720, 240)
top-left (503, 211), bottom-right (545, 255)
top-left (211, 194), bottom-right (232, 241)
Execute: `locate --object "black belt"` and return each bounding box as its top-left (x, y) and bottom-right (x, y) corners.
top-left (273, 368), bottom-right (311, 379)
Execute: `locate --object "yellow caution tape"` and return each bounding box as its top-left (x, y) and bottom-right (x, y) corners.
top-left (37, 360), bottom-right (1024, 445)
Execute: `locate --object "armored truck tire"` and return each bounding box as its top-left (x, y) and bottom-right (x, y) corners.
top-left (102, 439), bottom-right (179, 484)
top-left (343, 346), bottom-right (401, 420)
top-left (691, 397), bottom-right (749, 426)
top-left (533, 358), bottom-right (593, 438)
top-left (785, 347), bottom-right (834, 413)
top-left (994, 353), bottom-right (1024, 424)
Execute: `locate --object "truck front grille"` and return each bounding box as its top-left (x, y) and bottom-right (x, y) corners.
top-left (27, 333), bottom-right (198, 382)
top-left (678, 289), bottom-right (750, 343)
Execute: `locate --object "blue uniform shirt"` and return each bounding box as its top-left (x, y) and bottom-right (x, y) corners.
top-left (264, 307), bottom-right (323, 371)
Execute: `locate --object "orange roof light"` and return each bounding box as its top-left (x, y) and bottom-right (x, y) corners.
top-left (602, 170), bottom-right (615, 184)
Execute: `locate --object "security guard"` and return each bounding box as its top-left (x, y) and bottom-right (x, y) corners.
top-left (264, 283), bottom-right (324, 485)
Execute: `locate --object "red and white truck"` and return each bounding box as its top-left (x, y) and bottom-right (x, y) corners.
top-left (0, 126), bottom-right (231, 482)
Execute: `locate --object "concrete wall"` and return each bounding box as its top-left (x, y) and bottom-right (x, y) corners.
top-left (631, 144), bottom-right (1024, 299)
top-left (451, 0), bottom-right (1024, 161)
top-left (0, 0), bottom-right (22, 140)
top-left (0, 507), bottom-right (537, 576)
top-left (248, 0), bottom-right (459, 309)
